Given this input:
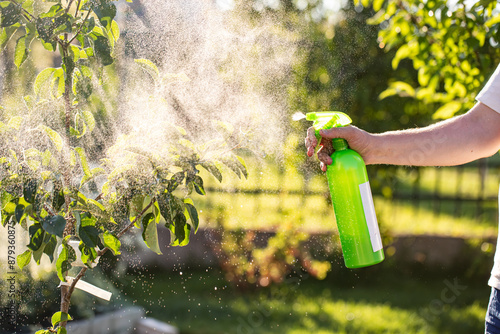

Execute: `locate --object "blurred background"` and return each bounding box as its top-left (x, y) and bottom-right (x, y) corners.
top-left (1, 0), bottom-right (500, 333)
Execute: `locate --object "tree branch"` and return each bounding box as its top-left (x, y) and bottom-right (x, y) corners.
top-left (65, 0), bottom-right (75, 14)
top-left (68, 9), bottom-right (92, 45)
top-left (75, 0), bottom-right (82, 17)
top-left (117, 199), bottom-right (154, 239)
top-left (59, 198), bottom-right (155, 329)
top-left (59, 266), bottom-right (87, 328)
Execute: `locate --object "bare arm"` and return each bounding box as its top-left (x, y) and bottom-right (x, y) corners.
top-left (306, 103), bottom-right (500, 170)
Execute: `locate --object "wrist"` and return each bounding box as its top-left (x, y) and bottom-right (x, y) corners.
top-left (363, 133), bottom-right (385, 165)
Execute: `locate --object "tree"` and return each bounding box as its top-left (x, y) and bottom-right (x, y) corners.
top-left (362, 0), bottom-right (500, 119)
top-left (0, 1), bottom-right (248, 332)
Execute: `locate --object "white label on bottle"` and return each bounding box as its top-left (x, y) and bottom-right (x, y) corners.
top-left (359, 181), bottom-right (383, 252)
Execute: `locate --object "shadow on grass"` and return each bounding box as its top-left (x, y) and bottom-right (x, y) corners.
top-left (117, 264), bottom-right (490, 334)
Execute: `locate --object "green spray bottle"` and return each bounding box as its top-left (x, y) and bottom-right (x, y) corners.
top-left (306, 111), bottom-right (384, 268)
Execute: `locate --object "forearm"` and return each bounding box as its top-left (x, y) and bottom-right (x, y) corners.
top-left (365, 103), bottom-right (500, 166)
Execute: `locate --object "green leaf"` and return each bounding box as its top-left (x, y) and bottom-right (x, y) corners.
top-left (157, 193), bottom-right (173, 223)
top-left (372, 0), bottom-right (385, 11)
top-left (57, 327), bottom-right (67, 334)
top-left (82, 110), bottom-right (95, 132)
top-left (110, 20), bottom-right (119, 41)
top-left (43, 235), bottom-right (57, 262)
top-left (52, 187), bottom-right (65, 212)
top-left (142, 212), bottom-right (162, 254)
top-left (0, 25), bottom-right (19, 50)
top-left (14, 35), bottom-right (28, 69)
top-left (0, 2), bottom-right (21, 27)
top-left (234, 155), bottom-right (248, 179)
top-left (23, 179), bottom-right (37, 204)
top-left (78, 217), bottom-right (100, 247)
top-left (35, 16), bottom-right (57, 51)
top-left (7, 116), bottom-right (22, 130)
top-left (42, 215), bottom-right (66, 238)
top-left (40, 4), bottom-right (64, 19)
top-left (388, 81), bottom-right (415, 98)
top-left (175, 126), bottom-right (187, 136)
top-left (22, 0), bottom-right (34, 12)
top-left (69, 44), bottom-right (81, 63)
top-left (51, 311), bottom-right (72, 327)
top-left (14, 204), bottom-right (24, 223)
top-left (79, 242), bottom-right (98, 267)
top-left (433, 101), bottom-right (462, 120)
top-left (100, 231), bottom-right (121, 255)
top-left (39, 125), bottom-right (63, 152)
top-left (134, 58), bottom-right (159, 82)
top-left (91, 33), bottom-right (113, 66)
top-left (200, 162), bottom-right (222, 183)
top-left (80, 15), bottom-right (95, 34)
top-left (74, 147), bottom-right (92, 178)
top-left (184, 201), bottom-right (199, 232)
top-left (169, 212), bottom-right (190, 246)
top-left (213, 120), bottom-right (234, 135)
top-left (27, 223), bottom-right (45, 251)
top-left (485, 15), bottom-right (500, 27)
top-left (87, 198), bottom-right (106, 212)
top-left (17, 249), bottom-right (31, 269)
top-left (35, 330), bottom-right (51, 334)
top-left (56, 243), bottom-right (71, 282)
top-left (108, 163), bottom-right (135, 180)
top-left (391, 44), bottom-right (411, 70)
top-left (1, 191), bottom-right (13, 209)
top-left (192, 175), bottom-right (205, 195)
top-left (51, 68), bottom-right (65, 99)
top-left (168, 172), bottom-right (185, 192)
top-left (92, 0), bottom-right (116, 30)
top-left (129, 194), bottom-right (145, 221)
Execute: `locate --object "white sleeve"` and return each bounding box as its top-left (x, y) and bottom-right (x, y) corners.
top-left (476, 64), bottom-right (500, 113)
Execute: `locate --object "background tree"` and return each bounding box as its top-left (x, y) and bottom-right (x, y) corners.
top-left (362, 0), bottom-right (500, 119)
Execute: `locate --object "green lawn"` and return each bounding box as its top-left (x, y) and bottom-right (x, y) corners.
top-left (117, 268), bottom-right (489, 334)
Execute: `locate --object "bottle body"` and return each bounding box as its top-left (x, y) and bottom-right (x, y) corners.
top-left (327, 144), bottom-right (384, 268)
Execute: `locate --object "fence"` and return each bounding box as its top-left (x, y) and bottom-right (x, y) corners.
top-left (200, 155), bottom-right (500, 238)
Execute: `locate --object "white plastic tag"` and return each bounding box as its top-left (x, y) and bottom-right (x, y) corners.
top-left (359, 181), bottom-right (383, 252)
top-left (59, 276), bottom-right (112, 301)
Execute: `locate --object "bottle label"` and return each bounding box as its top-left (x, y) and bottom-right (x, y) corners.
top-left (358, 181), bottom-right (383, 252)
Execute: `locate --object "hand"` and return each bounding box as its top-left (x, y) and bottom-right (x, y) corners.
top-left (305, 125), bottom-right (373, 172)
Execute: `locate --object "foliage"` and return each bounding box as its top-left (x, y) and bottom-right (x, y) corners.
top-left (0, 1), bottom-right (248, 331)
top-left (207, 213), bottom-right (332, 289)
top-left (359, 0), bottom-right (500, 119)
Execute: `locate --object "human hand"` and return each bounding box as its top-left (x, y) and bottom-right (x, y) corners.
top-left (305, 125), bottom-right (373, 172)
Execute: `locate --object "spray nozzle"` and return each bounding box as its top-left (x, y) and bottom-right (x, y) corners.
top-left (306, 111), bottom-right (352, 142)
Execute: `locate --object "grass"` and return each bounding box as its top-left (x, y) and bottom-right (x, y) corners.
top-left (118, 267), bottom-right (490, 334)
top-left (194, 155), bottom-right (499, 238)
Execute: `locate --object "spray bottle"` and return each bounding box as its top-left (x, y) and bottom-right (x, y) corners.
top-left (306, 111), bottom-right (384, 268)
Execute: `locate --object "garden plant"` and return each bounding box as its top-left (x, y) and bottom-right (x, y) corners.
top-left (0, 1), bottom-right (249, 332)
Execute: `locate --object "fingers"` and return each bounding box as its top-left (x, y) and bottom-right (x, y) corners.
top-left (305, 127), bottom-right (318, 157)
top-left (317, 137), bottom-right (333, 166)
top-left (319, 126), bottom-right (351, 139)
top-left (305, 126), bottom-right (335, 170)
